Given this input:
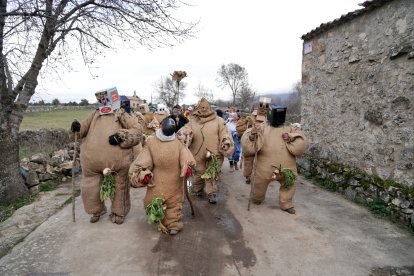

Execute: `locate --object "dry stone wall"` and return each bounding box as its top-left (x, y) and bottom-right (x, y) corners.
top-left (301, 0), bottom-right (414, 188)
top-left (25, 105), bottom-right (97, 113)
top-left (19, 143), bottom-right (81, 195)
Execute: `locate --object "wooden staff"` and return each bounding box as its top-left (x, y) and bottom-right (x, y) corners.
top-left (72, 133), bottom-right (78, 222)
top-left (183, 134), bottom-right (195, 216)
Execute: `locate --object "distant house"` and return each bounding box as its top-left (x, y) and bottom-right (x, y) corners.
top-left (127, 91), bottom-right (142, 109)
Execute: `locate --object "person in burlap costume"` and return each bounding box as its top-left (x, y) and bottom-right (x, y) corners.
top-left (154, 104), bottom-right (168, 124)
top-left (177, 97), bottom-right (234, 204)
top-left (241, 105), bottom-right (308, 214)
top-left (120, 98), bottom-right (146, 159)
top-left (240, 109), bottom-right (259, 184)
top-left (137, 104), bottom-right (159, 133)
top-left (69, 96), bottom-right (143, 224)
top-left (129, 118), bottom-right (195, 235)
top-left (136, 103), bottom-right (160, 146)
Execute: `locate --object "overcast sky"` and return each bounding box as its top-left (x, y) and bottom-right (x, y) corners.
top-left (35, 0), bottom-right (363, 105)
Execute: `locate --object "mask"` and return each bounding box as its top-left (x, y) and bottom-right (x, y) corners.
top-left (95, 87), bottom-right (120, 115)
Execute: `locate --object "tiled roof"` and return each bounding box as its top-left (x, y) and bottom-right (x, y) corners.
top-left (301, 0), bottom-right (395, 40)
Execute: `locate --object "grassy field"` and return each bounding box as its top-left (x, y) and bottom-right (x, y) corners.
top-left (20, 109), bottom-right (96, 131)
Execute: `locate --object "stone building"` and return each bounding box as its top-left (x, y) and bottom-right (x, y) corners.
top-left (300, 0), bottom-right (413, 187)
top-left (127, 90), bottom-right (143, 109)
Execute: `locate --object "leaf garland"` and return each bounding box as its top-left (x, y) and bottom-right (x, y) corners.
top-left (201, 154), bottom-right (221, 181)
top-left (280, 168), bottom-right (296, 188)
top-left (100, 172), bottom-right (116, 201)
top-left (145, 197), bottom-right (168, 233)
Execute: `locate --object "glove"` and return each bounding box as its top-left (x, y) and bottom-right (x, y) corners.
top-left (108, 133), bottom-right (122, 145)
top-left (71, 120), bottom-right (81, 132)
top-left (141, 175), bottom-right (151, 185)
top-left (186, 167), bottom-right (192, 177)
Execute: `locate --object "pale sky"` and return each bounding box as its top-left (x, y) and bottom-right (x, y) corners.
top-left (35, 0), bottom-right (363, 105)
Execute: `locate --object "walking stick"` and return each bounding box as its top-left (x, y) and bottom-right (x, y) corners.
top-left (240, 154), bottom-right (243, 169)
top-left (183, 135), bottom-right (195, 216)
top-left (247, 132), bottom-right (259, 211)
top-left (183, 166), bottom-right (195, 216)
top-left (72, 133), bottom-right (78, 222)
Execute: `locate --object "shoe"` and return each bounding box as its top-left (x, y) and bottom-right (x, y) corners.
top-left (191, 189), bottom-right (203, 197)
top-left (89, 207), bottom-right (107, 223)
top-left (169, 229), bottom-right (179, 235)
top-left (234, 163), bottom-right (239, 170)
top-left (245, 177), bottom-right (251, 184)
top-left (208, 194), bottom-right (217, 204)
top-left (110, 213), bottom-right (125, 224)
top-left (283, 207), bottom-right (296, 215)
top-left (252, 199), bottom-right (262, 205)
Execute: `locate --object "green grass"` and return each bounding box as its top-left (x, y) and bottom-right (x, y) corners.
top-left (39, 181), bottom-right (58, 192)
top-left (20, 108), bottom-right (95, 131)
top-left (367, 198), bottom-right (390, 217)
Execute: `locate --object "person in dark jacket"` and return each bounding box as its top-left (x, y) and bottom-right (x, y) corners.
top-left (169, 105), bottom-right (189, 132)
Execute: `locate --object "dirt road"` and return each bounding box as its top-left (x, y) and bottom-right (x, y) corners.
top-left (1, 162), bottom-right (413, 275)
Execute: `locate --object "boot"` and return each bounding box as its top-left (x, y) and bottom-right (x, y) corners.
top-left (283, 207), bottom-right (296, 215)
top-left (89, 207), bottom-right (107, 223)
top-left (169, 229), bottom-right (179, 235)
top-left (245, 177), bottom-right (251, 184)
top-left (234, 162), bottom-right (239, 170)
top-left (229, 161), bottom-right (234, 172)
top-left (208, 194), bottom-right (217, 204)
top-left (110, 213), bottom-right (125, 224)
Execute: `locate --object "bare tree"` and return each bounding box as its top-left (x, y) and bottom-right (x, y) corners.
top-left (216, 63), bottom-right (248, 106)
top-left (285, 80), bottom-right (302, 121)
top-left (213, 98), bottom-right (230, 108)
top-left (154, 76), bottom-right (187, 108)
top-left (0, 0), bottom-right (195, 203)
top-left (193, 82), bottom-right (213, 102)
top-left (236, 83), bottom-right (256, 112)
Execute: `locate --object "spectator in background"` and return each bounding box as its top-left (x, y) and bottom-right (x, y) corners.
top-left (226, 112), bottom-right (241, 172)
top-left (216, 109), bottom-right (223, 118)
top-left (169, 104), bottom-right (189, 132)
top-left (184, 107), bottom-right (191, 119)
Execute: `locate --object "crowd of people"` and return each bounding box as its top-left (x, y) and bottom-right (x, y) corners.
top-left (68, 92), bottom-right (308, 235)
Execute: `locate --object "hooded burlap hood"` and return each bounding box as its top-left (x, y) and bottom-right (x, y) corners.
top-left (192, 97), bottom-right (216, 123)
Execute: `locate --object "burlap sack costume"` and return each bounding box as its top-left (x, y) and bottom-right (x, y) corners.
top-left (69, 109), bottom-right (142, 223)
top-left (177, 98), bottom-right (234, 198)
top-left (132, 110), bottom-right (146, 159)
top-left (154, 106), bottom-right (168, 125)
top-left (238, 115), bottom-right (256, 182)
top-left (129, 131), bottom-right (195, 233)
top-left (241, 123), bottom-right (308, 210)
top-left (136, 104), bottom-right (159, 146)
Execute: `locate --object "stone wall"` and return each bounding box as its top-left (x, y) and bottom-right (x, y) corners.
top-left (19, 129), bottom-right (70, 151)
top-left (297, 155), bottom-right (414, 227)
top-left (301, 0), bottom-right (414, 187)
top-left (20, 143), bottom-right (81, 195)
top-left (25, 105), bottom-right (97, 113)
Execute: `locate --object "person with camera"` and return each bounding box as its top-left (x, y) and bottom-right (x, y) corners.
top-left (169, 104), bottom-right (189, 132)
top-left (68, 94), bottom-right (143, 224)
